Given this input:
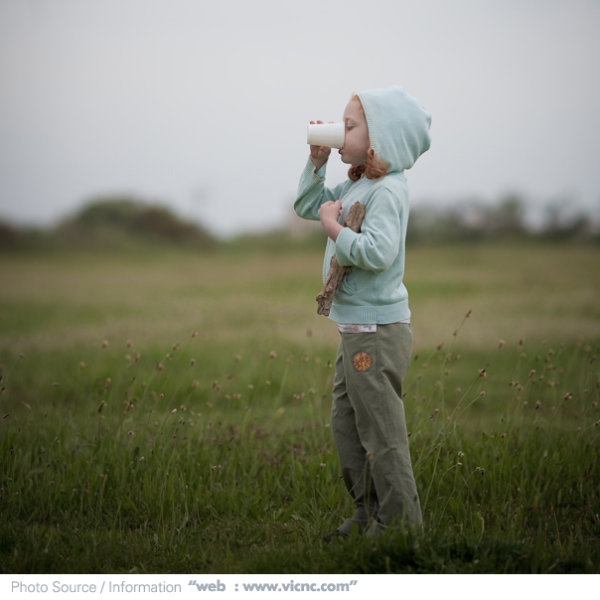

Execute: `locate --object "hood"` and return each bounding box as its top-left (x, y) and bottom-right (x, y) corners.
top-left (356, 85), bottom-right (431, 173)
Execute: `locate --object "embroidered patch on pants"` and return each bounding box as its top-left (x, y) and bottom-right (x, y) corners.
top-left (352, 351), bottom-right (373, 372)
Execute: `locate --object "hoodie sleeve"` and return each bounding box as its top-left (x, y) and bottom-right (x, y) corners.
top-left (335, 185), bottom-right (405, 272)
top-left (294, 158), bottom-right (351, 221)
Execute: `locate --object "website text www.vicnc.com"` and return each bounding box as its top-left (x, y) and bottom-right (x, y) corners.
top-left (189, 578), bottom-right (358, 593)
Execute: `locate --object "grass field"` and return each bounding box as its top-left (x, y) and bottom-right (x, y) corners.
top-left (1, 240), bottom-right (599, 574)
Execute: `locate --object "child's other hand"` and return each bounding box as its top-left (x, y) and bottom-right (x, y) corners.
top-left (309, 120), bottom-right (332, 170)
top-left (318, 200), bottom-right (343, 242)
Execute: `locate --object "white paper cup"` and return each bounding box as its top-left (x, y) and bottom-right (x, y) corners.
top-left (307, 122), bottom-right (345, 148)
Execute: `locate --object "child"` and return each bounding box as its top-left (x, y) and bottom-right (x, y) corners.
top-left (294, 86), bottom-right (431, 539)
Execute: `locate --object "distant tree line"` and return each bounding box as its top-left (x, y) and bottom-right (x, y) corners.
top-left (406, 194), bottom-right (598, 243)
top-left (0, 197), bottom-right (215, 250)
top-left (0, 193), bottom-right (598, 251)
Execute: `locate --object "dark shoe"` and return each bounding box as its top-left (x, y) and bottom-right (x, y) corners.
top-left (322, 529), bottom-right (349, 543)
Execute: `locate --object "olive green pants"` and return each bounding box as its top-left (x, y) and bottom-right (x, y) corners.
top-left (331, 323), bottom-right (422, 537)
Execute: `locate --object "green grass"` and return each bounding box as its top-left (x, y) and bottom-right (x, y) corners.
top-left (0, 240), bottom-right (599, 573)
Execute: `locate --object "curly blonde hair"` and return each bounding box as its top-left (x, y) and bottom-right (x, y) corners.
top-left (347, 96), bottom-right (389, 182)
top-left (348, 148), bottom-right (389, 181)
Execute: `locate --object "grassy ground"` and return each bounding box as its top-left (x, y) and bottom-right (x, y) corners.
top-left (0, 240), bottom-right (599, 573)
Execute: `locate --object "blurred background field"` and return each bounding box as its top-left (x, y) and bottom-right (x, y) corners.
top-left (1, 239), bottom-right (599, 355)
top-left (1, 197), bottom-right (599, 354)
top-left (1, 206), bottom-right (599, 574)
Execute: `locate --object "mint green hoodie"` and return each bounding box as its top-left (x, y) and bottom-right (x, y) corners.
top-left (294, 86), bottom-right (431, 324)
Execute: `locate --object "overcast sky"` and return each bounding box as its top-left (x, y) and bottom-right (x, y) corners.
top-left (1, 0), bottom-right (599, 237)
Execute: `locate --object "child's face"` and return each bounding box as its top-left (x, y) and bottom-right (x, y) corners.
top-left (339, 97), bottom-right (370, 166)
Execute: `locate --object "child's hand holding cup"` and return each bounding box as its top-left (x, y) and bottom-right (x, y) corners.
top-left (307, 121), bottom-right (344, 170)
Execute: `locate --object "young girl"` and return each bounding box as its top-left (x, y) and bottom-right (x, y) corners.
top-left (294, 86), bottom-right (431, 539)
